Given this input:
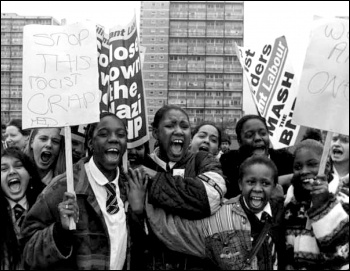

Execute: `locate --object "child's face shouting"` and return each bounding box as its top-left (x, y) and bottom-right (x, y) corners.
top-left (239, 163), bottom-right (275, 213)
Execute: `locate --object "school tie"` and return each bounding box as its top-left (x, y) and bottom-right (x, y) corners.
top-left (260, 212), bottom-right (277, 268)
top-left (260, 211), bottom-right (270, 224)
top-left (105, 182), bottom-right (119, 215)
top-left (166, 163), bottom-right (171, 172)
top-left (13, 204), bottom-right (25, 227)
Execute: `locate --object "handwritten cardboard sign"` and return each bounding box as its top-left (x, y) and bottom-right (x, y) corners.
top-left (22, 22), bottom-right (99, 129)
top-left (236, 36), bottom-right (301, 149)
top-left (293, 17), bottom-right (349, 135)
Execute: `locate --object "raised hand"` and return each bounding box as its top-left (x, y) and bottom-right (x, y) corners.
top-left (125, 167), bottom-right (148, 214)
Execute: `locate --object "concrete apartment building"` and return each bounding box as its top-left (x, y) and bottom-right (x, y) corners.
top-left (1, 13), bottom-right (60, 123)
top-left (140, 1), bottom-right (244, 138)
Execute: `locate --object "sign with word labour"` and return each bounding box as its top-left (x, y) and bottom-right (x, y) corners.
top-left (236, 36), bottom-right (301, 149)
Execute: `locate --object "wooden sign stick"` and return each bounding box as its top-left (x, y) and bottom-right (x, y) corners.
top-left (318, 131), bottom-right (333, 176)
top-left (64, 126), bottom-right (76, 230)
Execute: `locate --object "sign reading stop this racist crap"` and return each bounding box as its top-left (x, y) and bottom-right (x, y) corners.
top-left (22, 21), bottom-right (99, 129)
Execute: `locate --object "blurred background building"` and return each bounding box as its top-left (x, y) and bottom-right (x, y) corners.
top-left (2, 3), bottom-right (244, 144)
top-left (1, 13), bottom-right (60, 123)
top-left (140, 1), bottom-right (244, 141)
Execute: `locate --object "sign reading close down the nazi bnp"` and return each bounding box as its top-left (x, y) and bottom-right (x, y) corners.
top-left (22, 21), bottom-right (99, 129)
top-left (236, 36), bottom-right (301, 149)
top-left (293, 17), bottom-right (349, 135)
top-left (103, 14), bottom-right (149, 148)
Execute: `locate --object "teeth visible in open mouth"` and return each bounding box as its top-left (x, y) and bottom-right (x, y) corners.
top-left (199, 146), bottom-right (209, 151)
top-left (107, 148), bottom-right (119, 153)
top-left (251, 196), bottom-right (263, 208)
top-left (333, 149), bottom-right (343, 155)
top-left (8, 178), bottom-right (21, 193)
top-left (106, 148), bottom-right (120, 162)
top-left (302, 178), bottom-right (315, 184)
top-left (171, 140), bottom-right (184, 155)
top-left (41, 151), bottom-right (52, 163)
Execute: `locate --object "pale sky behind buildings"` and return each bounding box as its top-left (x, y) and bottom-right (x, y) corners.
top-left (1, 1), bottom-right (349, 114)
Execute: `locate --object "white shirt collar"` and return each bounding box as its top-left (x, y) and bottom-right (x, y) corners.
top-left (89, 156), bottom-right (119, 186)
top-left (149, 147), bottom-right (176, 171)
top-left (42, 170), bottom-right (53, 186)
top-left (7, 196), bottom-right (28, 210)
top-left (242, 197), bottom-right (272, 220)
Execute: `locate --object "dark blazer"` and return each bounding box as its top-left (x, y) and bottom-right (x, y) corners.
top-left (21, 158), bottom-right (143, 270)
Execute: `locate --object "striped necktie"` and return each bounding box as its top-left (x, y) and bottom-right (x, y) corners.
top-left (261, 211), bottom-right (277, 269)
top-left (13, 204), bottom-right (25, 227)
top-left (105, 182), bottom-right (119, 215)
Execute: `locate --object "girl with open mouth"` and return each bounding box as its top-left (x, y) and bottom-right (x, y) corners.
top-left (329, 133), bottom-right (349, 204)
top-left (189, 122), bottom-right (222, 156)
top-left (20, 113), bottom-right (147, 270)
top-left (24, 128), bottom-right (65, 186)
top-left (1, 147), bottom-right (44, 269)
top-left (284, 139), bottom-right (348, 270)
top-left (220, 114), bottom-right (294, 200)
top-left (136, 105), bottom-right (226, 270)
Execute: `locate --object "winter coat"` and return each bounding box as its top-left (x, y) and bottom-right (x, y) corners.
top-left (146, 195), bottom-right (286, 270)
top-left (284, 185), bottom-right (349, 270)
top-left (21, 158), bottom-right (144, 270)
top-left (142, 150), bottom-right (227, 269)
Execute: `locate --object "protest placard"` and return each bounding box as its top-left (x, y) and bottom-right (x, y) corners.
top-left (293, 17), bottom-right (349, 136)
top-left (236, 36), bottom-right (301, 149)
top-left (23, 22), bottom-right (99, 230)
top-left (104, 15), bottom-right (149, 149)
top-left (22, 22), bottom-right (99, 129)
top-left (97, 27), bottom-right (110, 114)
top-left (293, 17), bottom-right (349, 174)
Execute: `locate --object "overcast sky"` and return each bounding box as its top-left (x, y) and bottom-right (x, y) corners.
top-left (2, 1), bottom-right (349, 114)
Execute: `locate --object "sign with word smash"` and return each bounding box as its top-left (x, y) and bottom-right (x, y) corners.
top-left (293, 17), bottom-right (349, 135)
top-left (22, 22), bottom-right (99, 129)
top-left (236, 36), bottom-right (301, 149)
top-left (99, 15), bottom-right (149, 148)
